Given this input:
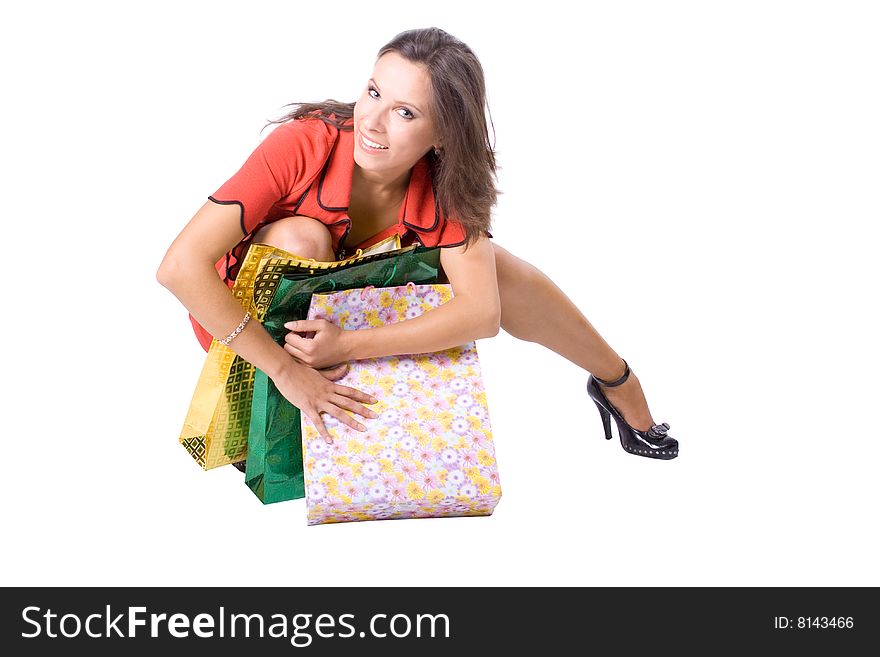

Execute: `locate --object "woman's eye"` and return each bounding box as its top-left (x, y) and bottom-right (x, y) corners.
top-left (368, 85), bottom-right (414, 120)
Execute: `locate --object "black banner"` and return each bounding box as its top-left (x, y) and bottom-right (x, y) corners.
top-left (0, 587), bottom-right (876, 654)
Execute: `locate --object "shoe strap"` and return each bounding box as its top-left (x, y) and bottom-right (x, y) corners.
top-left (647, 422), bottom-right (671, 439)
top-left (594, 359), bottom-right (630, 387)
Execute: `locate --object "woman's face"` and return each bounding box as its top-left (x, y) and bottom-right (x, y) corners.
top-left (353, 51), bottom-right (440, 175)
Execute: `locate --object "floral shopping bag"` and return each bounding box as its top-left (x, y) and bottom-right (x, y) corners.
top-left (301, 283), bottom-right (502, 525)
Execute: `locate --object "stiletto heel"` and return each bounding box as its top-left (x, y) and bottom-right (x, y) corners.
top-left (586, 359), bottom-right (679, 460)
top-left (592, 399), bottom-right (613, 440)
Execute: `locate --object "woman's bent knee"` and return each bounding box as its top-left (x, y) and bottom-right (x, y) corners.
top-left (252, 215), bottom-right (334, 260)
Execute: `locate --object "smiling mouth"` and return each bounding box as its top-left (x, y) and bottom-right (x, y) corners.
top-left (359, 131), bottom-right (389, 150)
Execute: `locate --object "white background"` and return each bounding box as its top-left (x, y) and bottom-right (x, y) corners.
top-left (2, 1), bottom-right (877, 587)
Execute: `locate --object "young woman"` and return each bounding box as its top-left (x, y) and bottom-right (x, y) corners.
top-left (157, 27), bottom-right (679, 460)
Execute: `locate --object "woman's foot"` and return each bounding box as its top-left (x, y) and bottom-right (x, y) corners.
top-left (593, 361), bottom-right (656, 432)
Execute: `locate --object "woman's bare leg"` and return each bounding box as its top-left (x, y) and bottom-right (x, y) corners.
top-left (492, 243), bottom-right (657, 432)
top-left (252, 215), bottom-right (337, 262)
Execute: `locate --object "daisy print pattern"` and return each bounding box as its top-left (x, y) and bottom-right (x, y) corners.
top-left (301, 283), bottom-right (502, 525)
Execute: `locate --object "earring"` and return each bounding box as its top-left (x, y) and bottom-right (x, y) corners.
top-left (433, 146), bottom-right (442, 157)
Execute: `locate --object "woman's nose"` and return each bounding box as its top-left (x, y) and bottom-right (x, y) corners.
top-left (360, 111), bottom-right (385, 135)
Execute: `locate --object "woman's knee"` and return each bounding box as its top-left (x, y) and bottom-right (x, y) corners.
top-left (252, 215), bottom-right (335, 260)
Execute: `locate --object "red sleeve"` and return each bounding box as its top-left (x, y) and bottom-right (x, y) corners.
top-left (435, 219), bottom-right (467, 248)
top-left (208, 118), bottom-right (334, 235)
top-left (435, 220), bottom-right (493, 248)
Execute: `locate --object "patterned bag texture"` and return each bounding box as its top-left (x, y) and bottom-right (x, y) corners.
top-left (178, 234), bottom-right (409, 470)
top-left (243, 244), bottom-right (442, 504)
top-left (301, 283), bottom-right (502, 525)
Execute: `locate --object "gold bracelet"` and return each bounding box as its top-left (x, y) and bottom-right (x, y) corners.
top-left (218, 311), bottom-right (251, 346)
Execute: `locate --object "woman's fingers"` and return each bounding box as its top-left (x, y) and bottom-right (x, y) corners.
top-left (333, 384), bottom-right (378, 405)
top-left (284, 334), bottom-right (311, 359)
top-left (303, 407), bottom-right (335, 444)
top-left (291, 371), bottom-right (380, 446)
top-left (303, 402), bottom-right (371, 446)
top-left (321, 403), bottom-right (368, 433)
top-left (330, 393), bottom-right (379, 421)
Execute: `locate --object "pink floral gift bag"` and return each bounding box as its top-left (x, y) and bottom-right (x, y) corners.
top-left (301, 283), bottom-right (502, 525)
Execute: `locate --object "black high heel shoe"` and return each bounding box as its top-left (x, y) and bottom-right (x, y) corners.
top-left (586, 359), bottom-right (679, 460)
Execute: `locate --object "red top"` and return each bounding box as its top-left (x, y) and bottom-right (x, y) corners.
top-left (189, 114), bottom-right (489, 352)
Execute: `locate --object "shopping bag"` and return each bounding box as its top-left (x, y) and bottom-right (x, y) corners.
top-left (300, 283), bottom-right (502, 525)
top-left (244, 246), bottom-right (442, 503)
top-left (179, 234), bottom-right (406, 470)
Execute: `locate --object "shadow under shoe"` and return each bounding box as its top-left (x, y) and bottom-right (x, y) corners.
top-left (586, 359), bottom-right (679, 460)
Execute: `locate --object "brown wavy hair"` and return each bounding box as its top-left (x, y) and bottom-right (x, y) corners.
top-left (264, 27), bottom-right (500, 250)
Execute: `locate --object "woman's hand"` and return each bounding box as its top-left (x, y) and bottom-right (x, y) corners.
top-left (272, 358), bottom-right (378, 444)
top-left (282, 319), bottom-right (351, 370)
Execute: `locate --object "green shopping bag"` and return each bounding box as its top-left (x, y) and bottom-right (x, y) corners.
top-left (244, 245), bottom-right (442, 504)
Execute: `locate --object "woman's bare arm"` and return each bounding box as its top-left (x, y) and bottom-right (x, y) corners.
top-left (343, 236), bottom-right (502, 360)
top-left (156, 200), bottom-right (290, 380)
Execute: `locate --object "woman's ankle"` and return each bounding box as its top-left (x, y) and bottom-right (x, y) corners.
top-left (594, 357), bottom-right (627, 385)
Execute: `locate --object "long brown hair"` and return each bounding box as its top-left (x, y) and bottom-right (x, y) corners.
top-left (264, 27), bottom-right (500, 250)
